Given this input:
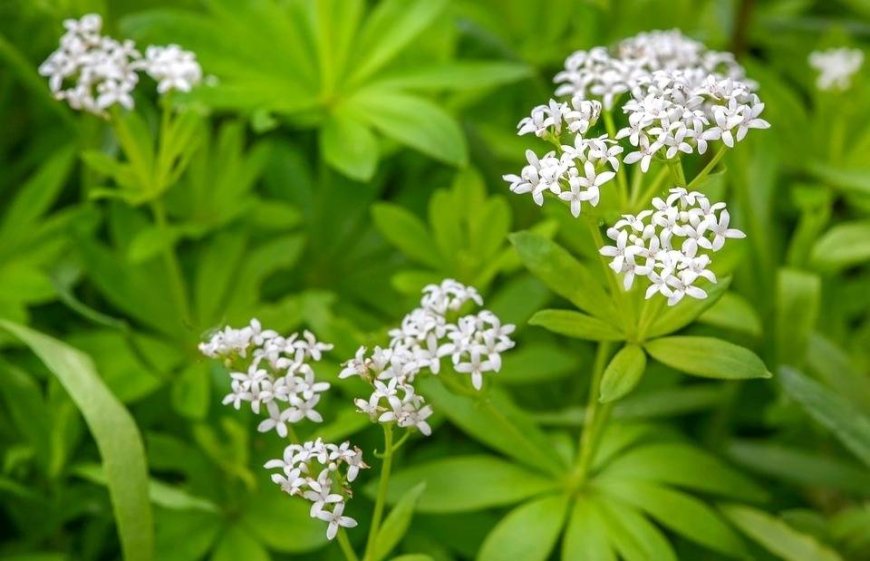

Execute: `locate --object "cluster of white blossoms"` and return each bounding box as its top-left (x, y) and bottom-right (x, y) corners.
top-left (554, 29), bottom-right (748, 110)
top-left (340, 280), bottom-right (516, 433)
top-left (199, 320), bottom-right (333, 438)
top-left (808, 48), bottom-right (864, 91)
top-left (617, 70), bottom-right (770, 172)
top-left (600, 187), bottom-right (745, 305)
top-left (38, 14), bottom-right (202, 115)
top-left (504, 98), bottom-right (621, 216)
top-left (265, 439), bottom-right (368, 540)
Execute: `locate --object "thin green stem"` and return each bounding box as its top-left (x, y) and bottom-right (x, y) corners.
top-left (602, 110), bottom-right (629, 207)
top-left (286, 424), bottom-right (300, 445)
top-left (636, 294), bottom-right (667, 340)
top-left (149, 199), bottom-right (192, 328)
top-left (337, 529), bottom-right (360, 561)
top-left (572, 341), bottom-right (614, 485)
top-left (667, 157), bottom-right (687, 187)
top-left (630, 165), bottom-right (669, 210)
top-left (687, 146), bottom-right (727, 190)
top-left (364, 425), bottom-right (394, 561)
top-left (585, 217), bottom-right (634, 338)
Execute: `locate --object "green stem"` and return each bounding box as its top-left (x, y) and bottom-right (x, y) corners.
top-left (585, 217), bottom-right (634, 338)
top-left (364, 425), bottom-right (394, 561)
top-left (286, 424), bottom-right (300, 444)
top-left (687, 146), bottom-right (727, 190)
top-left (636, 294), bottom-right (667, 340)
top-left (337, 529), bottom-right (360, 561)
top-left (630, 165), bottom-right (669, 210)
top-left (572, 341), bottom-right (614, 485)
top-left (667, 157), bottom-right (687, 186)
top-left (602, 110), bottom-right (629, 207)
top-left (149, 199), bottom-right (192, 328)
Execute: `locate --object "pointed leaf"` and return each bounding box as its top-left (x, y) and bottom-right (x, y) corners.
top-left (644, 336), bottom-right (771, 380)
top-left (529, 309), bottom-right (624, 341)
top-left (477, 494), bottom-right (569, 561)
top-left (562, 498), bottom-right (616, 561)
top-left (320, 109), bottom-right (379, 180)
top-left (372, 203), bottom-right (442, 268)
top-left (372, 483), bottom-right (427, 561)
top-left (599, 344), bottom-right (646, 403)
top-left (644, 277), bottom-right (731, 338)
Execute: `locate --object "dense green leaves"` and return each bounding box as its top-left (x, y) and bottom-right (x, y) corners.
top-left (380, 456), bottom-right (557, 513)
top-left (0, 321), bottom-right (153, 561)
top-left (477, 494), bottom-right (569, 561)
top-left (644, 336), bottom-right (771, 380)
top-left (562, 498), bottom-right (615, 561)
top-left (778, 367), bottom-right (870, 466)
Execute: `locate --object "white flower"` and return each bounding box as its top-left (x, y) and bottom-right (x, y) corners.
top-left (599, 188), bottom-right (744, 305)
top-left (316, 502), bottom-right (358, 541)
top-left (809, 48), bottom-right (864, 91)
top-left (142, 44), bottom-right (202, 93)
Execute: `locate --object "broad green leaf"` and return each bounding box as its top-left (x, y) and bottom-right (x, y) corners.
top-left (775, 269), bottom-right (820, 367)
top-left (0, 321), bottom-right (153, 561)
top-left (239, 483), bottom-right (327, 553)
top-left (372, 61), bottom-right (532, 91)
top-left (644, 277), bottom-right (731, 338)
top-left (599, 344), bottom-right (646, 403)
top-left (806, 160), bottom-right (870, 196)
top-left (372, 483), bottom-right (427, 561)
top-left (509, 231), bottom-right (616, 321)
top-left (600, 442), bottom-right (767, 502)
top-left (597, 496), bottom-right (676, 561)
top-left (350, 88), bottom-right (467, 166)
top-left (378, 456), bottom-right (557, 513)
top-left (350, 0), bottom-right (449, 86)
top-left (420, 378), bottom-right (567, 476)
top-left (127, 225), bottom-right (181, 264)
top-left (477, 494), bottom-right (569, 561)
top-left (562, 498), bottom-right (616, 561)
top-left (720, 504), bottom-right (843, 561)
top-left (778, 367), bottom-right (870, 466)
top-left (595, 478), bottom-right (748, 558)
top-left (211, 525), bottom-right (269, 561)
top-left (372, 203), bottom-right (442, 269)
top-left (698, 291), bottom-right (763, 337)
top-left (529, 309), bottom-right (624, 341)
top-left (320, 109), bottom-right (379, 180)
top-left (810, 220), bottom-right (870, 271)
top-left (644, 336), bottom-right (771, 380)
top-left (727, 440), bottom-right (870, 495)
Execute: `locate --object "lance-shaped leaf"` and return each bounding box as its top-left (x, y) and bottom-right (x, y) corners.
top-left (644, 336), bottom-right (771, 380)
top-left (477, 494), bottom-right (570, 561)
top-left (529, 309), bottom-right (624, 341)
top-left (599, 344), bottom-right (646, 403)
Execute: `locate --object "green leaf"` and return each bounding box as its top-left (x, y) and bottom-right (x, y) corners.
top-left (698, 291), bottom-right (763, 337)
top-left (379, 456), bottom-right (557, 513)
top-left (810, 220), bottom-right (870, 271)
top-left (778, 367), bottom-right (870, 466)
top-left (372, 61), bottom-right (532, 91)
top-left (562, 498), bottom-right (616, 561)
top-left (806, 160), bottom-right (870, 196)
top-left (211, 525), bottom-right (269, 561)
top-left (350, 88), bottom-right (467, 166)
top-left (350, 0), bottom-right (449, 86)
top-left (727, 440), bottom-right (870, 495)
top-left (599, 344), bottom-right (646, 403)
top-left (170, 363), bottom-right (211, 420)
top-left (529, 309), bottom-right (624, 341)
top-left (127, 225), bottom-right (181, 264)
top-left (509, 231), bottom-right (616, 321)
top-left (477, 494), bottom-right (569, 561)
top-left (372, 483), bottom-right (426, 561)
top-left (372, 203), bottom-right (442, 268)
top-left (644, 277), bottom-right (731, 338)
top-left (595, 478), bottom-right (748, 559)
top-left (239, 484), bottom-right (327, 553)
top-left (497, 342), bottom-right (579, 384)
top-left (420, 378), bottom-right (567, 476)
top-left (775, 268), bottom-right (820, 367)
top-left (720, 504), bottom-right (844, 561)
top-left (644, 336), bottom-right (771, 380)
top-left (320, 109), bottom-right (379, 180)
top-left (597, 496), bottom-right (676, 561)
top-left (390, 556), bottom-right (433, 561)
top-left (601, 442), bottom-right (767, 502)
top-left (0, 321), bottom-right (153, 561)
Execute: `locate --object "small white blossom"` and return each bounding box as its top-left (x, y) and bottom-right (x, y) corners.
top-left (809, 48), bottom-right (864, 91)
top-left (142, 44), bottom-right (202, 93)
top-left (599, 188), bottom-right (744, 306)
top-left (265, 439), bottom-right (368, 540)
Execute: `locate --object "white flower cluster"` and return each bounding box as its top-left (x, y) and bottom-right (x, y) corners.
top-left (504, 97), bottom-right (621, 216)
top-left (38, 14), bottom-right (202, 115)
top-left (199, 320), bottom-right (333, 437)
top-left (340, 280), bottom-right (516, 433)
top-left (617, 70), bottom-right (770, 172)
top-left (555, 29), bottom-right (748, 110)
top-left (265, 439), bottom-right (368, 540)
top-left (600, 187), bottom-right (745, 306)
top-left (809, 48), bottom-right (864, 91)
